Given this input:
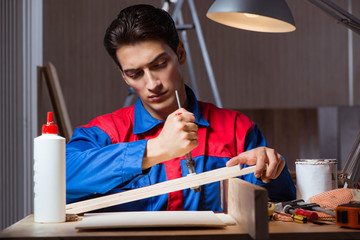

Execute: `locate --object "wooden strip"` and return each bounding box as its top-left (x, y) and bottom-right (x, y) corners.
top-left (66, 165), bottom-right (256, 214)
top-left (43, 62), bottom-right (73, 141)
top-left (75, 211), bottom-right (227, 229)
top-left (227, 178), bottom-right (268, 240)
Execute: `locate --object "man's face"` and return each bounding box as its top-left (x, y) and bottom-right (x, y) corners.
top-left (116, 40), bottom-right (187, 120)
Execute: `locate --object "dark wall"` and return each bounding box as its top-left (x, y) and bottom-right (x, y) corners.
top-left (42, 0), bottom-right (360, 170)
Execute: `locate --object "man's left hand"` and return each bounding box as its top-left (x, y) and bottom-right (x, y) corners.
top-left (226, 147), bottom-right (285, 182)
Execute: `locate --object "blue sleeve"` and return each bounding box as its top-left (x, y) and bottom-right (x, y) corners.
top-left (240, 124), bottom-right (296, 202)
top-left (66, 126), bottom-right (147, 203)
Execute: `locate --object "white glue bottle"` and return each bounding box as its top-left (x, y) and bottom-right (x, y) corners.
top-left (34, 112), bottom-right (66, 223)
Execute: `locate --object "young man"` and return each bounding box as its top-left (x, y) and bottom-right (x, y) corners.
top-left (66, 4), bottom-right (295, 211)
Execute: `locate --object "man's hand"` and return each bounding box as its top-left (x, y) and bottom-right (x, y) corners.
top-left (226, 147), bottom-right (285, 182)
top-left (143, 108), bottom-right (199, 169)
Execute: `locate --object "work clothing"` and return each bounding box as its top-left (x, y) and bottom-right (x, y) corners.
top-left (66, 86), bottom-right (296, 211)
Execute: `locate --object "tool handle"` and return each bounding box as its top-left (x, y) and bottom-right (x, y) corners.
top-left (294, 208), bottom-right (319, 221)
top-left (291, 214), bottom-right (308, 223)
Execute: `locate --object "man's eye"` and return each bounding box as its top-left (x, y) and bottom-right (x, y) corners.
top-left (158, 60), bottom-right (167, 66)
top-left (129, 74), bottom-right (138, 79)
top-left (153, 60), bottom-right (167, 69)
top-left (128, 72), bottom-right (142, 79)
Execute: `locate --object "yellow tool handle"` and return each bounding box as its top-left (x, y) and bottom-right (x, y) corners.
top-left (291, 214), bottom-right (308, 223)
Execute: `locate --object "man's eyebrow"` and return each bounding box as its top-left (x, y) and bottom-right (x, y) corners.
top-left (123, 52), bottom-right (167, 73)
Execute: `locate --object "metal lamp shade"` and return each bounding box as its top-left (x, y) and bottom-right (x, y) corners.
top-left (206, 0), bottom-right (296, 33)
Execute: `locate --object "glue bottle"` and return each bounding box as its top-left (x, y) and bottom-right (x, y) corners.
top-left (34, 112), bottom-right (66, 223)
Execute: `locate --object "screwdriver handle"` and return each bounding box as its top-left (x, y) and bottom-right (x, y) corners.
top-left (291, 214), bottom-right (308, 223)
top-left (295, 208), bottom-right (319, 221)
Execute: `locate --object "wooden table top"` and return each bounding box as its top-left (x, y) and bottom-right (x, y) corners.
top-left (1, 214), bottom-right (360, 240)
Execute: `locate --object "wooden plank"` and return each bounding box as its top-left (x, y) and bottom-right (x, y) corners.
top-left (75, 211), bottom-right (229, 230)
top-left (227, 178), bottom-right (268, 240)
top-left (66, 165), bottom-right (256, 214)
top-left (43, 62), bottom-right (73, 141)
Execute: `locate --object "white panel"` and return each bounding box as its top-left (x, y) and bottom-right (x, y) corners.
top-left (0, 0), bottom-right (42, 230)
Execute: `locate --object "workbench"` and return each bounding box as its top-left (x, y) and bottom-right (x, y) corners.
top-left (2, 177), bottom-right (360, 240)
top-left (1, 214), bottom-right (360, 240)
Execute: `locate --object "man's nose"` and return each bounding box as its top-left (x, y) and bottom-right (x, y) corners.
top-left (145, 70), bottom-right (160, 90)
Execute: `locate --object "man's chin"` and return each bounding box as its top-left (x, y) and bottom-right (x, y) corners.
top-left (143, 102), bottom-right (175, 119)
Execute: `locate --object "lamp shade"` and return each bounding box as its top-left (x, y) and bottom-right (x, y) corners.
top-left (206, 0), bottom-right (296, 33)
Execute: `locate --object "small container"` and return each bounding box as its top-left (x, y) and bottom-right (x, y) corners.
top-left (296, 159), bottom-right (337, 202)
top-left (34, 112), bottom-right (66, 223)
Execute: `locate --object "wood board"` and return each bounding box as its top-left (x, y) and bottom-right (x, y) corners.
top-left (66, 165), bottom-right (256, 214)
top-left (75, 211), bottom-right (235, 230)
top-left (227, 178), bottom-right (269, 240)
top-left (39, 62), bottom-right (73, 141)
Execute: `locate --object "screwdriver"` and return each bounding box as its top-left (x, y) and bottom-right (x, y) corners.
top-left (283, 205), bottom-right (319, 221)
top-left (273, 211), bottom-right (308, 223)
top-left (175, 90), bottom-right (200, 193)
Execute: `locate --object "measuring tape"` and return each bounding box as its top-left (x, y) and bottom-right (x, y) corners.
top-left (268, 202), bottom-right (275, 218)
top-left (336, 202), bottom-right (360, 229)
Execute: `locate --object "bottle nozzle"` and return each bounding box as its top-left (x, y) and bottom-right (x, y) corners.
top-left (42, 112), bottom-right (58, 134)
top-left (47, 112), bottom-right (53, 124)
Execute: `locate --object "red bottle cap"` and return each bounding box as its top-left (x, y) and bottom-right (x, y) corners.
top-left (42, 112), bottom-right (58, 134)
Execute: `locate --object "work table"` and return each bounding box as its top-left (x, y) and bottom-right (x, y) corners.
top-left (3, 178), bottom-right (359, 240)
top-left (1, 214), bottom-right (360, 240)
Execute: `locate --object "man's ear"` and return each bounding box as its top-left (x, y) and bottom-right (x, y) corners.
top-left (177, 41), bottom-right (186, 65)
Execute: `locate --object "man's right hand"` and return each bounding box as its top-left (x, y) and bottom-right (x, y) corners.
top-left (142, 108), bottom-right (199, 169)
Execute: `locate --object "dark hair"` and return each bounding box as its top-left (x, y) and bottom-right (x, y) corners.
top-left (104, 4), bottom-right (179, 70)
